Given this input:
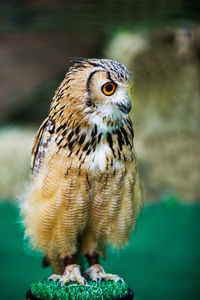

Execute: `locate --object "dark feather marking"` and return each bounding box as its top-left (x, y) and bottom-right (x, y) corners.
top-left (63, 141), bottom-right (68, 148)
top-left (102, 174), bottom-right (109, 191)
top-left (83, 142), bottom-right (90, 151)
top-left (59, 104), bottom-right (66, 110)
top-left (81, 157), bottom-right (86, 164)
top-left (98, 133), bottom-right (102, 144)
top-left (68, 151), bottom-right (73, 157)
top-left (65, 78), bottom-right (74, 85)
top-left (62, 128), bottom-right (69, 136)
top-left (86, 70), bottom-right (102, 107)
top-left (79, 133), bottom-right (86, 145)
top-left (107, 132), bottom-right (113, 146)
top-left (47, 120), bottom-right (55, 133)
top-left (120, 127), bottom-right (129, 145)
top-left (32, 119), bottom-right (51, 175)
top-left (57, 91), bottom-right (65, 100)
top-left (89, 62), bottom-right (105, 68)
top-left (67, 130), bottom-right (74, 142)
top-left (93, 143), bottom-right (97, 151)
top-left (86, 174), bottom-right (91, 188)
top-left (118, 149), bottom-right (121, 160)
top-left (72, 119), bottom-right (76, 127)
top-left (75, 126), bottom-right (80, 134)
top-left (116, 129), bottom-right (124, 150)
top-left (79, 65), bottom-right (87, 69)
top-left (71, 57), bottom-right (87, 64)
top-left (52, 111), bottom-right (58, 118)
top-left (126, 119), bottom-right (134, 138)
top-left (53, 103), bottom-right (59, 110)
top-left (68, 112), bottom-right (74, 120)
top-left (86, 148), bottom-right (91, 155)
top-left (59, 110), bottom-right (64, 117)
top-left (126, 118), bottom-right (132, 127)
top-left (68, 141), bottom-right (75, 151)
top-left (91, 124), bottom-right (98, 137)
top-left (56, 123), bottom-right (66, 133)
top-left (63, 86), bottom-right (70, 91)
top-left (56, 136), bottom-right (63, 145)
top-left (91, 136), bottom-right (96, 145)
top-left (76, 148), bottom-right (80, 155)
top-left (129, 127), bottom-right (134, 138)
top-left (107, 132), bottom-right (116, 158)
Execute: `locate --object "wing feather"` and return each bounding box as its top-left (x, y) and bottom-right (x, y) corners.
top-left (31, 117), bottom-right (54, 175)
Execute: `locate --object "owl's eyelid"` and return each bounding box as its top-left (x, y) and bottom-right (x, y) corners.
top-left (104, 80), bottom-right (117, 88)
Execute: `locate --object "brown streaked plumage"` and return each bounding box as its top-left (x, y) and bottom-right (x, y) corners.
top-left (21, 58), bottom-right (143, 284)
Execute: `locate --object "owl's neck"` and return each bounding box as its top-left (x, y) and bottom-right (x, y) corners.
top-left (49, 107), bottom-right (133, 161)
top-left (50, 99), bottom-right (128, 135)
top-left (87, 110), bottom-right (126, 133)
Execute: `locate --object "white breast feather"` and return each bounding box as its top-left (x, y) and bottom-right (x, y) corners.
top-left (91, 142), bottom-right (112, 172)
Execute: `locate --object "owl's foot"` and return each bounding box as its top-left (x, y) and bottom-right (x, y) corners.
top-left (85, 264), bottom-right (123, 283)
top-left (48, 274), bottom-right (62, 281)
top-left (49, 264), bottom-right (87, 286)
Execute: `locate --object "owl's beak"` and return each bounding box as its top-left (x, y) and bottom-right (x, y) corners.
top-left (115, 99), bottom-right (132, 114)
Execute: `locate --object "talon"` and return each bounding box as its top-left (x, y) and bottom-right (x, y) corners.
top-left (48, 274), bottom-right (62, 282)
top-left (60, 280), bottom-right (63, 287)
top-left (85, 264), bottom-right (122, 283)
top-left (96, 276), bottom-right (101, 283)
top-left (106, 274), bottom-right (122, 282)
top-left (57, 264), bottom-right (86, 286)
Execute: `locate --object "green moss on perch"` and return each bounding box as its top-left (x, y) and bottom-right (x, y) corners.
top-left (26, 279), bottom-right (134, 300)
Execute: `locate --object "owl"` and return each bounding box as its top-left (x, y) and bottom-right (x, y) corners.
top-left (21, 58), bottom-right (143, 285)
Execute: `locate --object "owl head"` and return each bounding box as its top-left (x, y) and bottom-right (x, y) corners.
top-left (51, 58), bottom-right (133, 129)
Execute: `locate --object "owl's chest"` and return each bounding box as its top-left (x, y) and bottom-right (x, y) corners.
top-left (52, 122), bottom-right (133, 174)
top-left (88, 137), bottom-right (130, 174)
top-left (90, 142), bottom-right (113, 172)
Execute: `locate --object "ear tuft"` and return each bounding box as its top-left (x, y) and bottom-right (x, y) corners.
top-left (70, 57), bottom-right (88, 65)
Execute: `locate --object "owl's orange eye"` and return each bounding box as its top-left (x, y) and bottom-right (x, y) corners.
top-left (102, 82), bottom-right (116, 96)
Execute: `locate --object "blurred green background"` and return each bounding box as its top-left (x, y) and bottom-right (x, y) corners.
top-left (0, 0), bottom-right (200, 299)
